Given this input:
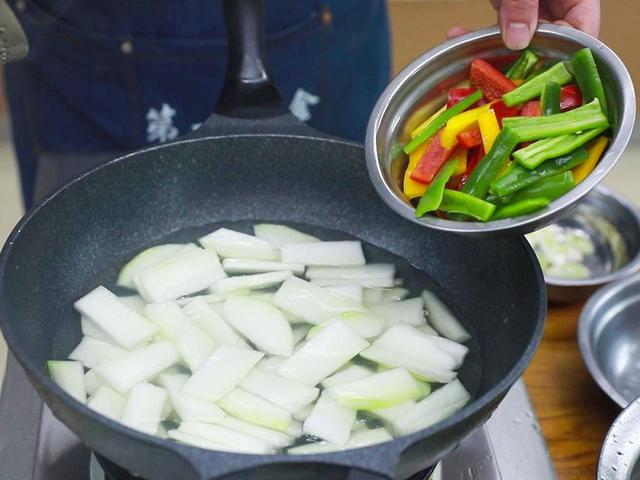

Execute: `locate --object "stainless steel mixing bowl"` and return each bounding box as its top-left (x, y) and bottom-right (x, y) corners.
top-left (366, 24), bottom-right (636, 236)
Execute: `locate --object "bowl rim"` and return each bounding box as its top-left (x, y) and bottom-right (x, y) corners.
top-left (366, 23), bottom-right (636, 235)
top-left (578, 273), bottom-right (640, 408)
top-left (541, 185), bottom-right (640, 288)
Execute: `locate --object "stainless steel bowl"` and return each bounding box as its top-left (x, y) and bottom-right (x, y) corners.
top-left (537, 186), bottom-right (640, 303)
top-left (579, 274), bottom-right (640, 408)
top-left (597, 397), bottom-right (640, 480)
top-left (366, 24), bottom-right (636, 236)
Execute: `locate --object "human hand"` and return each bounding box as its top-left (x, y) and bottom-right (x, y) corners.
top-left (447, 0), bottom-right (601, 50)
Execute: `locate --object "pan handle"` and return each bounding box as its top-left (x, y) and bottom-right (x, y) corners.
top-left (190, 0), bottom-right (322, 138)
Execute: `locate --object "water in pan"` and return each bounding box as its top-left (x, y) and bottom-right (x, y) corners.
top-left (72, 220), bottom-right (482, 454)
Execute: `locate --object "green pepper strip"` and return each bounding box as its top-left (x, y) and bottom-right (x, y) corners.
top-left (404, 90), bottom-right (483, 154)
top-left (513, 126), bottom-right (607, 169)
top-left (439, 189), bottom-right (496, 222)
top-left (540, 81), bottom-right (561, 116)
top-left (492, 198), bottom-right (550, 220)
top-left (506, 49), bottom-right (540, 80)
top-left (460, 126), bottom-right (519, 199)
top-left (502, 99), bottom-right (608, 142)
top-left (415, 158), bottom-right (459, 217)
top-left (491, 147), bottom-right (587, 197)
top-left (512, 171), bottom-right (575, 202)
top-left (571, 48), bottom-right (609, 119)
top-left (503, 62), bottom-right (573, 107)
top-left (525, 60), bottom-right (560, 81)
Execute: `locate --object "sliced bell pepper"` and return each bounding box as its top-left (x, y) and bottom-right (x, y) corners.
top-left (571, 48), bottom-right (609, 119)
top-left (503, 62), bottom-right (573, 107)
top-left (404, 90), bottom-right (483, 154)
top-left (452, 147), bottom-right (468, 176)
top-left (477, 109), bottom-right (500, 153)
top-left (573, 136), bottom-right (610, 184)
top-left (513, 126), bottom-right (607, 169)
top-left (560, 85), bottom-right (582, 112)
top-left (484, 54), bottom-right (521, 70)
top-left (510, 171), bottom-right (575, 203)
top-left (403, 141), bottom-right (431, 199)
top-left (410, 105), bottom-right (447, 139)
top-left (491, 100), bottom-right (520, 127)
top-left (410, 130), bottom-right (455, 184)
top-left (525, 60), bottom-right (559, 81)
top-left (438, 189), bottom-right (496, 222)
top-left (470, 59), bottom-right (516, 101)
top-left (491, 147), bottom-right (588, 198)
top-left (447, 87), bottom-right (478, 108)
top-left (520, 100), bottom-right (541, 117)
top-left (440, 102), bottom-right (493, 149)
top-left (457, 126), bottom-right (482, 149)
top-left (415, 158), bottom-right (459, 217)
top-left (540, 81), bottom-right (561, 116)
top-left (506, 49), bottom-right (540, 80)
top-left (461, 127), bottom-right (520, 199)
top-left (502, 99), bottom-right (609, 142)
top-left (492, 198), bottom-right (550, 220)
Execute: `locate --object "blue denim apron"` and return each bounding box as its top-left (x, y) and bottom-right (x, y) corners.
top-left (4, 0), bottom-right (390, 207)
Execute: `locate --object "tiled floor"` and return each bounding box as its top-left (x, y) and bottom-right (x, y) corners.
top-left (0, 117), bottom-right (638, 392)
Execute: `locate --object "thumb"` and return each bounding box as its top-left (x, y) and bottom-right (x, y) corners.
top-left (498, 0), bottom-right (539, 50)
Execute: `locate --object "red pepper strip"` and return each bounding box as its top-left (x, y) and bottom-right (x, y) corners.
top-left (457, 126), bottom-right (482, 149)
top-left (447, 87), bottom-right (478, 108)
top-left (410, 130), bottom-right (456, 184)
top-left (482, 54), bottom-right (521, 70)
top-left (491, 100), bottom-right (520, 128)
top-left (458, 145), bottom-right (485, 189)
top-left (560, 84), bottom-right (583, 112)
top-left (470, 59), bottom-right (517, 101)
top-left (520, 100), bottom-right (541, 117)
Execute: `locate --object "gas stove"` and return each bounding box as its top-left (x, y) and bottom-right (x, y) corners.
top-left (0, 352), bottom-right (557, 479)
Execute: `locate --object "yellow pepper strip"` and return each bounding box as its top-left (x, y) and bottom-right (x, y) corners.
top-left (478, 109), bottom-right (501, 153)
top-left (451, 147), bottom-right (468, 176)
top-left (440, 103), bottom-right (493, 149)
top-left (410, 105), bottom-right (447, 139)
top-left (573, 136), bottom-right (609, 184)
top-left (403, 141), bottom-right (431, 199)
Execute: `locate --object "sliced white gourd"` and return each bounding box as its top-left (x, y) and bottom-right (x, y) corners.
top-left (372, 297), bottom-right (424, 327)
top-left (222, 258), bottom-right (305, 275)
top-left (326, 284), bottom-right (363, 302)
top-left (69, 336), bottom-right (126, 369)
top-left (311, 278), bottom-right (395, 288)
top-left (422, 290), bottom-right (471, 342)
top-left (281, 241), bottom-right (365, 267)
top-left (134, 248), bottom-right (226, 302)
top-left (121, 383), bottom-right (168, 435)
top-left (317, 312), bottom-right (385, 339)
top-left (181, 345), bottom-right (263, 401)
top-left (305, 264), bottom-right (395, 282)
top-left (362, 287), bottom-right (410, 306)
top-left (144, 302), bottom-right (190, 341)
top-left (287, 420), bottom-right (303, 437)
top-left (84, 369), bottom-right (103, 396)
top-left (416, 324), bottom-right (439, 336)
top-left (223, 296), bottom-right (293, 356)
top-left (175, 323), bottom-right (218, 372)
top-left (392, 380), bottom-right (471, 436)
top-left (117, 243), bottom-right (197, 289)
top-left (199, 228), bottom-right (279, 261)
top-left (48, 360), bottom-right (86, 403)
top-left (257, 355), bottom-right (287, 372)
top-left (287, 441), bottom-right (336, 455)
top-left (167, 430), bottom-right (236, 452)
top-left (288, 427), bottom-right (392, 455)
top-left (240, 369), bottom-right (319, 412)
top-left (326, 368), bottom-right (425, 410)
top-left (210, 271), bottom-right (292, 294)
top-left (273, 277), bottom-right (365, 325)
top-left (156, 372), bottom-right (189, 391)
top-left (428, 336), bottom-right (469, 369)
top-left (253, 224), bottom-right (320, 247)
top-left (156, 372), bottom-right (225, 424)
top-left (217, 388), bottom-right (292, 432)
top-left (370, 400), bottom-right (417, 427)
top-left (175, 289), bottom-right (250, 306)
top-left (87, 386), bottom-right (127, 420)
top-left (74, 286), bottom-right (157, 349)
top-left (96, 341), bottom-right (180, 393)
top-left (220, 417), bottom-right (294, 449)
top-left (302, 393), bottom-right (356, 446)
top-left (179, 421), bottom-right (274, 454)
top-left (119, 295), bottom-right (147, 315)
top-left (80, 316), bottom-right (113, 343)
top-left (182, 298), bottom-right (248, 349)
top-left (292, 403), bottom-right (314, 422)
top-left (277, 319), bottom-right (368, 386)
top-left (291, 324), bottom-right (311, 345)
top-left (321, 365), bottom-right (373, 389)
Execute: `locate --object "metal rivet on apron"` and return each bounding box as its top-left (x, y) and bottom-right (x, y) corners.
top-left (321, 5), bottom-right (332, 26)
top-left (15, 0), bottom-right (26, 11)
top-left (120, 40), bottom-right (133, 55)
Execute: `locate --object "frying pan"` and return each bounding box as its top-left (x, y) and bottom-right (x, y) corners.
top-left (0, 1), bottom-right (546, 479)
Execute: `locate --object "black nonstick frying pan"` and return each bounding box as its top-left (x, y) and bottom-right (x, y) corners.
top-left (0, 1), bottom-right (546, 479)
